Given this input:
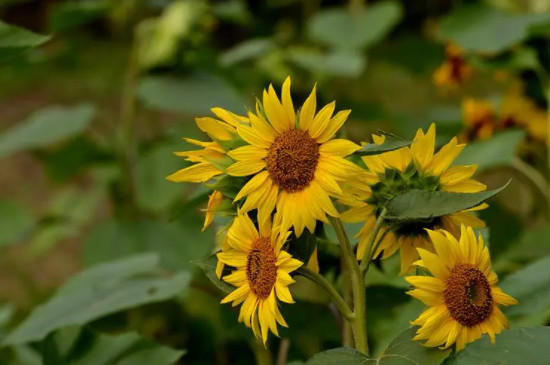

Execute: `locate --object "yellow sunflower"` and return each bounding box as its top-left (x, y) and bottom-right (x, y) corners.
top-left (407, 225), bottom-right (517, 351)
top-left (217, 212), bottom-right (303, 343)
top-left (433, 43), bottom-right (472, 88)
top-left (341, 124), bottom-right (487, 275)
top-left (202, 190), bottom-right (224, 231)
top-left (226, 76), bottom-right (364, 236)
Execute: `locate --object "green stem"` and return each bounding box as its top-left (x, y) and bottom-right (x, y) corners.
top-left (298, 267), bottom-right (354, 320)
top-left (359, 208), bottom-right (388, 274)
top-left (342, 256), bottom-right (354, 347)
top-left (512, 157), bottom-right (550, 217)
top-left (362, 229), bottom-right (389, 276)
top-left (251, 339), bottom-right (273, 365)
top-left (547, 82), bottom-right (550, 218)
top-left (329, 216), bottom-right (369, 355)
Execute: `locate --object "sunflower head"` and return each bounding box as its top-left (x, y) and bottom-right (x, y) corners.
top-left (342, 124), bottom-right (487, 274)
top-left (461, 98), bottom-right (497, 142)
top-left (433, 43), bottom-right (472, 87)
top-left (407, 225), bottom-right (517, 351)
top-left (226, 76), bottom-right (365, 236)
top-left (217, 213), bottom-right (303, 343)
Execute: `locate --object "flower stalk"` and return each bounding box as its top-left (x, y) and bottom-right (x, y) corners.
top-left (360, 207), bottom-right (388, 274)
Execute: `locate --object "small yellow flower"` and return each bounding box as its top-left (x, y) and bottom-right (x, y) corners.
top-left (342, 124), bottom-right (487, 274)
top-left (217, 213), bottom-right (303, 343)
top-left (202, 190), bottom-right (224, 231)
top-left (226, 76), bottom-right (364, 236)
top-left (433, 43), bottom-right (472, 88)
top-left (407, 225), bottom-right (517, 351)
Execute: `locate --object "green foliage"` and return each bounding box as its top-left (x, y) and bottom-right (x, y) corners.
top-left (3, 254), bottom-right (190, 345)
top-left (357, 132), bottom-right (412, 156)
top-left (195, 255), bottom-right (234, 294)
top-left (48, 1), bottom-right (110, 32)
top-left (385, 181), bottom-right (509, 220)
top-left (0, 104), bottom-right (96, 158)
top-left (0, 201), bottom-right (34, 247)
top-left (307, 2), bottom-right (403, 51)
top-left (0, 20), bottom-right (50, 62)
top-left (445, 327), bottom-right (550, 364)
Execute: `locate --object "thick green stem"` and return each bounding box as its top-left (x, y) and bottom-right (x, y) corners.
top-left (251, 339), bottom-right (273, 365)
top-left (329, 216), bottom-right (369, 355)
top-left (298, 267), bottom-right (354, 320)
top-left (359, 208), bottom-right (388, 274)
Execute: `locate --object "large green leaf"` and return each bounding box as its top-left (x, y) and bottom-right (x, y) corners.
top-left (287, 48), bottom-right (367, 77)
top-left (454, 130), bottom-right (525, 170)
top-left (3, 254), bottom-right (190, 345)
top-left (307, 1), bottom-right (403, 50)
top-left (219, 38), bottom-right (274, 66)
top-left (43, 327), bottom-right (184, 365)
top-left (0, 21), bottom-right (50, 62)
top-left (438, 3), bottom-right (550, 54)
top-left (499, 255), bottom-right (550, 318)
top-left (83, 217), bottom-right (213, 272)
top-left (138, 73), bottom-right (244, 115)
top-left (0, 201), bottom-right (34, 247)
top-left (445, 327), bottom-right (550, 364)
top-left (0, 104), bottom-right (96, 158)
top-left (385, 182), bottom-right (509, 220)
top-left (308, 327), bottom-right (450, 364)
top-left (357, 132), bottom-right (412, 156)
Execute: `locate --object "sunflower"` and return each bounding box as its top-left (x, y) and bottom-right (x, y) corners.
top-left (406, 225), bottom-right (517, 351)
top-left (217, 213), bottom-right (303, 343)
top-left (226, 76), bottom-right (364, 236)
top-left (341, 124), bottom-right (487, 275)
top-left (433, 43), bottom-right (472, 88)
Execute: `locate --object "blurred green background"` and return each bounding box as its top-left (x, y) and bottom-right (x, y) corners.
top-left (1, 0), bottom-right (550, 364)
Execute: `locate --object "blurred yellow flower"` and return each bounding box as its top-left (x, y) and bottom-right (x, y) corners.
top-left (226, 76), bottom-right (364, 236)
top-left (342, 124), bottom-right (487, 274)
top-left (407, 225), bottom-right (517, 351)
top-left (217, 213), bottom-right (303, 343)
top-left (433, 43), bottom-right (472, 87)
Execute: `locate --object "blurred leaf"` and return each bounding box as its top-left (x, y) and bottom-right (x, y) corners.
top-left (137, 144), bottom-right (184, 212)
top-left (472, 47), bottom-right (540, 72)
top-left (211, 0), bottom-right (251, 25)
top-left (0, 21), bottom-right (50, 62)
top-left (219, 38), bottom-right (275, 66)
top-left (48, 1), bottom-right (110, 32)
top-left (374, 35), bottom-right (443, 74)
top-left (357, 132), bottom-right (412, 156)
top-left (0, 201), bottom-right (34, 247)
top-left (438, 3), bottom-right (550, 54)
top-left (445, 327), bottom-right (550, 364)
top-left (454, 130), bottom-right (525, 170)
top-left (385, 181), bottom-right (510, 220)
top-left (308, 327), bottom-right (450, 364)
top-left (194, 255), bottom-right (234, 294)
top-left (138, 73), bottom-right (244, 115)
top-left (496, 224), bottom-right (550, 267)
top-left (499, 255), bottom-right (550, 318)
top-left (287, 47), bottom-right (367, 77)
top-left (44, 327), bottom-right (184, 365)
top-left (307, 2), bottom-right (403, 50)
top-left (83, 217), bottom-right (213, 272)
top-left (0, 346), bottom-right (41, 365)
top-left (0, 104), bottom-right (96, 158)
top-left (3, 254), bottom-right (190, 345)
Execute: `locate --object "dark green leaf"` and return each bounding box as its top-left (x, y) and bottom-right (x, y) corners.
top-left (194, 255), bottom-right (234, 294)
top-left (445, 327), bottom-right (550, 364)
top-left (0, 201), bottom-right (34, 247)
top-left (138, 73), bottom-right (244, 115)
top-left (307, 2), bottom-right (403, 50)
top-left (385, 181), bottom-right (509, 220)
top-left (286, 229), bottom-right (317, 264)
top-left (454, 130), bottom-right (525, 170)
top-left (0, 104), bottom-right (96, 158)
top-left (438, 3), bottom-right (550, 54)
top-left (307, 347), bottom-right (367, 365)
top-left (0, 21), bottom-right (50, 62)
top-left (3, 254), bottom-right (190, 345)
top-left (48, 1), bottom-right (109, 32)
top-left (357, 132), bottom-right (412, 156)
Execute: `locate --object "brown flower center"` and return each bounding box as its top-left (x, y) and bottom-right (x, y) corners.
top-left (266, 129), bottom-right (320, 192)
top-left (246, 237), bottom-right (277, 299)
top-left (444, 264), bottom-right (493, 327)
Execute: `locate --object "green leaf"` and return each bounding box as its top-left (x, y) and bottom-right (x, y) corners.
top-left (83, 218), bottom-right (213, 272)
top-left (307, 1), bottom-right (403, 50)
top-left (3, 254), bottom-right (190, 345)
top-left (445, 327), bottom-right (550, 364)
top-left (385, 181), bottom-right (509, 220)
top-left (0, 201), bottom-right (34, 247)
top-left (438, 3), bottom-right (550, 54)
top-left (454, 130), bottom-right (525, 170)
top-left (138, 73), bottom-right (244, 115)
top-left (194, 255), bottom-right (234, 294)
top-left (0, 104), bottom-right (96, 158)
top-left (499, 255), bottom-right (550, 318)
top-left (286, 229), bottom-right (317, 264)
top-left (48, 1), bottom-right (110, 32)
top-left (0, 21), bottom-right (50, 62)
top-left (307, 347), bottom-right (367, 365)
top-left (308, 327), bottom-right (450, 364)
top-left (357, 132), bottom-right (412, 156)
top-left (219, 38), bottom-right (275, 66)
top-left (44, 327), bottom-right (184, 365)
top-left (287, 48), bottom-right (367, 77)
top-left (472, 47), bottom-right (540, 72)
